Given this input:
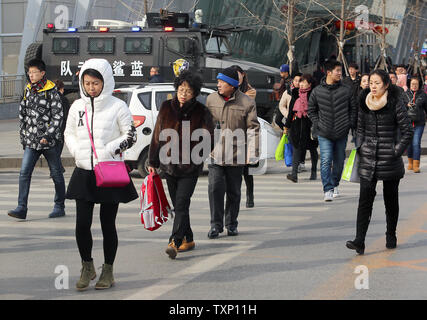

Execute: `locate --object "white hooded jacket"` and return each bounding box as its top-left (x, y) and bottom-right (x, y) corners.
top-left (64, 59), bottom-right (136, 170)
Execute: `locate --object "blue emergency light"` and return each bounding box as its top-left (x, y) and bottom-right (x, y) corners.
top-left (68, 27), bottom-right (78, 32)
top-left (131, 26), bottom-right (141, 32)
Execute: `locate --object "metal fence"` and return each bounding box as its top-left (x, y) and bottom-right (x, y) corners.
top-left (0, 74), bottom-right (25, 103)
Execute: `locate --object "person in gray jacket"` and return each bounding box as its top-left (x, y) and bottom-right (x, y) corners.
top-left (308, 60), bottom-right (357, 201)
top-left (206, 67), bottom-right (260, 238)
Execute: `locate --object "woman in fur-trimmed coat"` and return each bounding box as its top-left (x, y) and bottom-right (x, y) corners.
top-left (148, 71), bottom-right (215, 259)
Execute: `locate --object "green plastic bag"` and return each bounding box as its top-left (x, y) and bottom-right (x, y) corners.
top-left (342, 149), bottom-right (360, 183)
top-left (275, 134), bottom-right (289, 161)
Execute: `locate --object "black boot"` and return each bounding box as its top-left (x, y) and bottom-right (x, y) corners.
top-left (385, 233), bottom-right (397, 249)
top-left (310, 170), bottom-right (317, 180)
top-left (246, 193), bottom-right (254, 208)
top-left (287, 174), bottom-right (298, 183)
top-left (346, 240), bottom-right (365, 255)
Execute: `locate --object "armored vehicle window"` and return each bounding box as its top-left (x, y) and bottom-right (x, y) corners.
top-left (204, 36), bottom-right (231, 55)
top-left (124, 37), bottom-right (152, 54)
top-left (52, 38), bottom-right (79, 54)
top-left (138, 92), bottom-right (152, 110)
top-left (88, 38), bottom-right (114, 54)
top-left (166, 38), bottom-right (188, 54)
top-left (155, 91), bottom-right (174, 111)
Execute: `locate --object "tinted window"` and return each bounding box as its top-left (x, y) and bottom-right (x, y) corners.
top-left (196, 91), bottom-right (210, 105)
top-left (112, 92), bottom-right (131, 105)
top-left (138, 92), bottom-right (152, 110)
top-left (88, 38), bottom-right (114, 54)
top-left (52, 38), bottom-right (79, 54)
top-left (155, 91), bottom-right (175, 111)
top-left (166, 38), bottom-right (188, 54)
top-left (124, 37), bottom-right (152, 54)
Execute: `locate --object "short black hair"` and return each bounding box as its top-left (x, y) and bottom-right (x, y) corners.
top-left (81, 68), bottom-right (104, 82)
top-left (174, 70), bottom-right (203, 97)
top-left (293, 72), bottom-right (303, 78)
top-left (27, 59), bottom-right (46, 72)
top-left (369, 69), bottom-right (391, 88)
top-left (389, 71), bottom-right (397, 76)
top-left (348, 63), bottom-right (359, 70)
top-left (325, 60), bottom-right (342, 73)
top-left (300, 74), bottom-right (316, 87)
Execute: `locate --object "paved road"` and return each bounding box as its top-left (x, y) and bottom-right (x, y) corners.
top-left (1, 159), bottom-right (427, 300)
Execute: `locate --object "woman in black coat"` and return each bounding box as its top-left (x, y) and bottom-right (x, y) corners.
top-left (402, 77), bottom-right (427, 173)
top-left (284, 74), bottom-right (318, 182)
top-left (346, 69), bottom-right (414, 255)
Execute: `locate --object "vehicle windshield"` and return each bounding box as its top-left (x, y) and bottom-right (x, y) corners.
top-left (204, 36), bottom-right (231, 55)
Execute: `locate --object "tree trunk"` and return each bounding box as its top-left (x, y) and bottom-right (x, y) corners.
top-left (288, 0), bottom-right (295, 75)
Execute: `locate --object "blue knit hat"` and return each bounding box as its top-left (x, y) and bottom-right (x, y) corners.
top-left (217, 67), bottom-right (239, 88)
top-left (280, 64), bottom-right (289, 72)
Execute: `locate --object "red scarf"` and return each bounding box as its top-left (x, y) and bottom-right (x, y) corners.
top-left (293, 86), bottom-right (311, 118)
top-left (30, 76), bottom-right (47, 94)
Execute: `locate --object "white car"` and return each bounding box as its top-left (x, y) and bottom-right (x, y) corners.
top-left (113, 84), bottom-right (281, 177)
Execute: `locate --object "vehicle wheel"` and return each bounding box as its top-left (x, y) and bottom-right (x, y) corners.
top-left (24, 42), bottom-right (43, 71)
top-left (137, 150), bottom-right (150, 178)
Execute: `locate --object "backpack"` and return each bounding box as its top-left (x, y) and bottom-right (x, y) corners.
top-left (139, 172), bottom-right (172, 231)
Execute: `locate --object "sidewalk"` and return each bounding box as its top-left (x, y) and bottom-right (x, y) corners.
top-left (1, 118), bottom-right (427, 168)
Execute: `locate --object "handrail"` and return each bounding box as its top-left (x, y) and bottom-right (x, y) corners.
top-left (0, 74), bottom-right (26, 103)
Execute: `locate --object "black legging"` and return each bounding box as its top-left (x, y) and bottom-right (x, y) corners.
top-left (75, 200), bottom-right (119, 265)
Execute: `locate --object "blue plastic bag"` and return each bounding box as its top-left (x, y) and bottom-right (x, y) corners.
top-left (284, 140), bottom-right (293, 167)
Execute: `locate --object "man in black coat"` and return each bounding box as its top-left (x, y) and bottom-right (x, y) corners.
top-left (308, 60), bottom-right (357, 201)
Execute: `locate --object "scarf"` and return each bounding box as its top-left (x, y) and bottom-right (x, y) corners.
top-left (365, 90), bottom-right (388, 111)
top-left (30, 76), bottom-right (47, 94)
top-left (293, 86), bottom-right (311, 118)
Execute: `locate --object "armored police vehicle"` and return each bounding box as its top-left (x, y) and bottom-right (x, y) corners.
top-left (25, 10), bottom-right (280, 122)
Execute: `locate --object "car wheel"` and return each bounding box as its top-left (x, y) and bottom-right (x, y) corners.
top-left (137, 150), bottom-right (150, 178)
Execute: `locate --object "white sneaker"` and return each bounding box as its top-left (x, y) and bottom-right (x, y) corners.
top-left (298, 163), bottom-right (306, 173)
top-left (324, 190), bottom-right (334, 202)
top-left (333, 187), bottom-right (339, 198)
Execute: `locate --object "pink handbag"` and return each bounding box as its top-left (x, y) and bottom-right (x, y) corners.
top-left (85, 106), bottom-right (130, 188)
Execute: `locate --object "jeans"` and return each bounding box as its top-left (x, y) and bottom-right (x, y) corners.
top-left (18, 146), bottom-right (66, 209)
top-left (354, 178), bottom-right (400, 245)
top-left (317, 135), bottom-right (348, 192)
top-left (165, 173), bottom-right (198, 248)
top-left (407, 125), bottom-right (425, 161)
top-left (208, 164), bottom-right (244, 231)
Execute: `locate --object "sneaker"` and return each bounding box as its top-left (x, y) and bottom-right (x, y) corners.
top-left (227, 227), bottom-right (238, 236)
top-left (49, 207), bottom-right (65, 218)
top-left (298, 163), bottom-right (306, 173)
top-left (7, 207), bottom-right (27, 220)
top-left (177, 238), bottom-right (195, 252)
top-left (165, 241), bottom-right (178, 259)
top-left (333, 187), bottom-right (339, 198)
top-left (324, 190), bottom-right (334, 202)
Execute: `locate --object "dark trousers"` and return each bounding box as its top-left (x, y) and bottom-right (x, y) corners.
top-left (243, 165), bottom-right (253, 198)
top-left (165, 173), bottom-right (198, 247)
top-left (354, 178), bottom-right (400, 245)
top-left (75, 200), bottom-right (119, 265)
top-left (208, 164), bottom-right (244, 231)
top-left (291, 146), bottom-right (318, 177)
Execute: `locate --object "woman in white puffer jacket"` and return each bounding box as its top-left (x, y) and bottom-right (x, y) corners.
top-left (64, 58), bottom-right (137, 291)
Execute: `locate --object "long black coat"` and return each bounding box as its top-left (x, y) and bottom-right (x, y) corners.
top-left (284, 88), bottom-right (318, 150)
top-left (356, 85), bottom-right (414, 181)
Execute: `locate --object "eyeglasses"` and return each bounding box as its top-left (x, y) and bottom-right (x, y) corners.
top-left (177, 89), bottom-right (194, 96)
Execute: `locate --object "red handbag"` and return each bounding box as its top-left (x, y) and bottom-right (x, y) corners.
top-left (139, 172), bottom-right (171, 231)
top-left (84, 106), bottom-right (130, 188)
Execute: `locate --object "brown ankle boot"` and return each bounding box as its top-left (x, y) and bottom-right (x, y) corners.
top-left (413, 160), bottom-right (420, 173)
top-left (407, 158), bottom-right (413, 170)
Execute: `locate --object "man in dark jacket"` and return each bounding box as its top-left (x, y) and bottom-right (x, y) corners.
top-left (8, 59), bottom-right (66, 220)
top-left (343, 62), bottom-right (361, 97)
top-left (308, 60), bottom-right (357, 201)
top-left (149, 67), bottom-right (165, 83)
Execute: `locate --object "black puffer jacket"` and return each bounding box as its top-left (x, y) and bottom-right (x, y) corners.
top-left (308, 77), bottom-right (357, 141)
top-left (402, 89), bottom-right (427, 126)
top-left (356, 85), bottom-right (414, 181)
